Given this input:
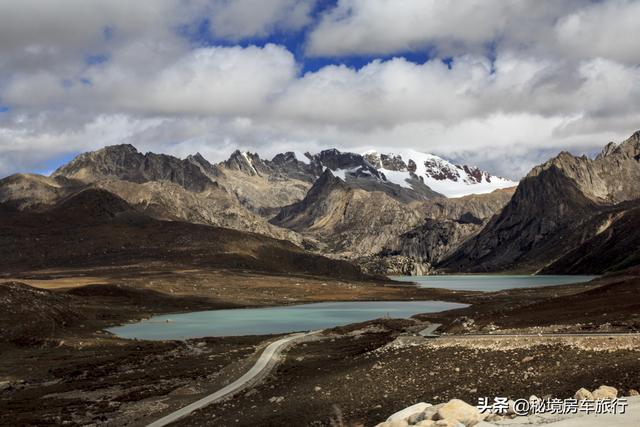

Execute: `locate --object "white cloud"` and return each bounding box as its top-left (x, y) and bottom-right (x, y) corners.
top-left (0, 0), bottom-right (639, 180)
top-left (306, 0), bottom-right (509, 57)
top-left (306, 0), bottom-right (640, 64)
top-left (208, 0), bottom-right (315, 39)
top-left (555, 0), bottom-right (640, 65)
top-left (0, 0), bottom-right (191, 73)
top-left (273, 56), bottom-right (489, 126)
top-left (3, 44), bottom-right (298, 116)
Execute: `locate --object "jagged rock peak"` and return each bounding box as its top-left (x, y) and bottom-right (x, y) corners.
top-left (363, 152), bottom-right (407, 171)
top-left (186, 152), bottom-right (207, 164)
top-left (223, 150), bottom-right (269, 176)
top-left (315, 167), bottom-right (347, 187)
top-left (186, 152), bottom-right (221, 180)
top-left (298, 167), bottom-right (350, 203)
top-left (618, 130), bottom-right (640, 157)
top-left (359, 149), bottom-right (516, 198)
top-left (311, 149), bottom-right (383, 180)
top-left (598, 142), bottom-right (618, 159)
top-left (53, 144), bottom-right (216, 192)
top-left (98, 143), bottom-right (139, 154)
top-left (535, 130), bottom-right (640, 179)
top-left (270, 151), bottom-right (314, 166)
top-left (271, 151), bottom-right (298, 164)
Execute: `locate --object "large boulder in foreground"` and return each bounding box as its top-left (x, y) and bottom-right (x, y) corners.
top-left (592, 385), bottom-right (618, 400)
top-left (387, 402), bottom-right (432, 422)
top-left (575, 387), bottom-right (594, 401)
top-left (434, 399), bottom-right (483, 426)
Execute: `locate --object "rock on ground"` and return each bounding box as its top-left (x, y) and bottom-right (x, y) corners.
top-left (434, 399), bottom-right (483, 426)
top-left (387, 402), bottom-right (432, 422)
top-left (592, 385), bottom-right (618, 400)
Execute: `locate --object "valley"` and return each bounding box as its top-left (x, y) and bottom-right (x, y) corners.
top-left (1, 132), bottom-right (640, 426)
top-left (1, 269), bottom-right (639, 426)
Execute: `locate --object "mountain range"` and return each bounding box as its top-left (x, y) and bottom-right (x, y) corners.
top-left (442, 131), bottom-right (640, 274)
top-left (2, 132), bottom-right (639, 276)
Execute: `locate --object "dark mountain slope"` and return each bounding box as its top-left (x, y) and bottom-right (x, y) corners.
top-left (0, 189), bottom-right (368, 280)
top-left (541, 203), bottom-right (640, 274)
top-left (440, 131), bottom-right (640, 273)
top-left (441, 166), bottom-right (601, 272)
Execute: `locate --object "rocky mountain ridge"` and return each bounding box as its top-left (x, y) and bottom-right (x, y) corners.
top-left (5, 133), bottom-right (638, 275)
top-left (270, 168), bottom-right (515, 274)
top-left (441, 131), bottom-right (640, 273)
top-left (271, 169), bottom-right (426, 257)
top-left (363, 149), bottom-right (516, 197)
top-left (1, 144), bottom-right (515, 263)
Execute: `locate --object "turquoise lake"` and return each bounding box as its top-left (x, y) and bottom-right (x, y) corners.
top-left (389, 275), bottom-right (597, 292)
top-left (107, 300), bottom-right (468, 340)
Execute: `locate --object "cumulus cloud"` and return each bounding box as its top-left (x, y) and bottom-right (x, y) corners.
top-left (554, 0), bottom-right (640, 65)
top-left (208, 0), bottom-right (315, 39)
top-left (306, 0), bottom-right (640, 64)
top-left (4, 44), bottom-right (298, 116)
top-left (0, 0), bottom-right (191, 73)
top-left (306, 0), bottom-right (511, 56)
top-left (0, 0), bottom-right (639, 179)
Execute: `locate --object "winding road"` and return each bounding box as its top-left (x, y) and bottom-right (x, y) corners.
top-left (146, 323), bottom-right (637, 426)
top-left (147, 331), bottom-right (315, 427)
top-left (419, 322), bottom-right (442, 337)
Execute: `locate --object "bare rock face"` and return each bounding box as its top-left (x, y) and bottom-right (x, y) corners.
top-left (215, 151), bottom-right (314, 215)
top-left (270, 170), bottom-right (514, 270)
top-left (0, 173), bottom-right (79, 211)
top-left (384, 218), bottom-right (479, 266)
top-left (6, 145), bottom-right (304, 244)
top-left (271, 169), bottom-right (351, 231)
top-left (441, 131), bottom-right (640, 273)
top-left (358, 255), bottom-right (432, 276)
top-left (364, 153), bottom-right (408, 171)
top-left (93, 179), bottom-right (303, 243)
top-left (540, 203), bottom-right (640, 274)
top-left (313, 149), bottom-right (442, 202)
top-left (270, 151), bottom-right (323, 182)
top-left (377, 189), bottom-right (514, 268)
top-left (53, 144), bottom-right (216, 192)
top-left (222, 150), bottom-right (271, 176)
top-left (271, 170), bottom-right (424, 257)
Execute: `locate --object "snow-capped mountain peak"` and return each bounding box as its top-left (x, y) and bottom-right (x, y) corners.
top-left (221, 147), bottom-right (515, 199)
top-left (363, 149), bottom-right (516, 197)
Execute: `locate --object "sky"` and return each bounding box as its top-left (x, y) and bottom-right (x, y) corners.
top-left (1, 0), bottom-right (639, 179)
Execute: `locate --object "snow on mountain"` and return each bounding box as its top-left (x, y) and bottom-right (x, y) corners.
top-left (363, 149), bottom-right (517, 198)
top-left (292, 150), bottom-right (311, 164)
top-left (241, 151), bottom-right (259, 175)
top-left (221, 147), bottom-right (515, 199)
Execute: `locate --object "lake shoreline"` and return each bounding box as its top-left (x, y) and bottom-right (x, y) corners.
top-left (107, 300), bottom-right (470, 340)
top-left (2, 268), bottom-right (638, 426)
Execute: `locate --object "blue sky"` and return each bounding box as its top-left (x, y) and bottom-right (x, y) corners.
top-left (178, 0), bottom-right (441, 75)
top-left (0, 0), bottom-right (639, 179)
